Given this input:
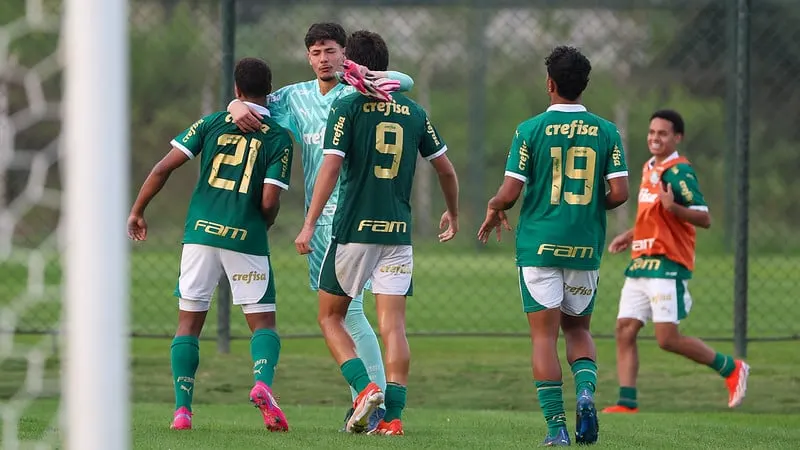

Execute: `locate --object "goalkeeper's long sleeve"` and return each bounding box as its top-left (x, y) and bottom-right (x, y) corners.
top-left (387, 71), bottom-right (414, 92)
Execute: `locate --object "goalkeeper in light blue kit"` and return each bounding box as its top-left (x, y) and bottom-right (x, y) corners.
top-left (228, 22), bottom-right (414, 431)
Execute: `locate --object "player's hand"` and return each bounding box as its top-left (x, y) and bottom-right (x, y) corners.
top-left (438, 210), bottom-right (459, 242)
top-left (608, 233), bottom-right (631, 253)
top-left (477, 207), bottom-right (511, 244)
top-left (127, 214), bottom-right (148, 241)
top-left (657, 182), bottom-right (676, 211)
top-left (294, 224), bottom-right (315, 255)
top-left (229, 100), bottom-right (262, 133)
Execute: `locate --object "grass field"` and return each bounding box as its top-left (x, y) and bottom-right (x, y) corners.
top-left (3, 236), bottom-right (800, 447)
top-left (2, 241), bottom-right (799, 339)
top-left (3, 337), bottom-right (800, 448)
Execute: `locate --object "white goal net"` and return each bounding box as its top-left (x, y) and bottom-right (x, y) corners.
top-left (0, 1), bottom-right (129, 449)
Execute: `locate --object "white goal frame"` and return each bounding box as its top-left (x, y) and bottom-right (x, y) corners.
top-left (63, 0), bottom-right (129, 448)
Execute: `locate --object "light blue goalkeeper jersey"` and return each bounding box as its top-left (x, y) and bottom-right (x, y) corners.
top-left (267, 74), bottom-right (412, 226)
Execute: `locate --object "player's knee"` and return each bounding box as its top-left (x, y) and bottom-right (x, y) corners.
top-left (654, 325), bottom-right (681, 352)
top-left (615, 319), bottom-right (641, 343)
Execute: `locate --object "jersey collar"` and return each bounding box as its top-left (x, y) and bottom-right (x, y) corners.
top-left (546, 104), bottom-right (587, 113)
top-left (242, 101), bottom-right (271, 117)
top-left (648, 151), bottom-right (680, 168)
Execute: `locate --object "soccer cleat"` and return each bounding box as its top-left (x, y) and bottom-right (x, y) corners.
top-left (542, 427), bottom-right (571, 446)
top-left (345, 382), bottom-right (384, 433)
top-left (170, 406), bottom-right (192, 430)
top-left (725, 360), bottom-right (750, 408)
top-left (369, 418), bottom-right (404, 436)
top-left (341, 406), bottom-right (385, 432)
top-left (575, 389), bottom-right (599, 445)
top-left (600, 404), bottom-right (639, 414)
top-left (249, 381), bottom-right (289, 432)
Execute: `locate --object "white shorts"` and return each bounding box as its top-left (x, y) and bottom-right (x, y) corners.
top-left (617, 277), bottom-right (693, 324)
top-left (318, 241), bottom-right (413, 299)
top-left (518, 267), bottom-right (598, 316)
top-left (173, 244), bottom-right (276, 314)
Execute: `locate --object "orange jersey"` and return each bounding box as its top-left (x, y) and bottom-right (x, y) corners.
top-left (631, 154), bottom-right (706, 272)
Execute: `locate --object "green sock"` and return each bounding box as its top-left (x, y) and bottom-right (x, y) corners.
top-left (708, 352), bottom-right (735, 378)
top-left (171, 335), bottom-right (200, 412)
top-left (250, 328), bottom-right (281, 386)
top-left (570, 358), bottom-right (598, 396)
top-left (617, 386), bottom-right (637, 408)
top-left (340, 358), bottom-right (371, 393)
top-left (384, 383), bottom-right (407, 422)
top-left (535, 380), bottom-right (566, 436)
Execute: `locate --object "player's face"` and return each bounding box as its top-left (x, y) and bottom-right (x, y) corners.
top-left (307, 40), bottom-right (345, 82)
top-left (647, 118), bottom-right (682, 157)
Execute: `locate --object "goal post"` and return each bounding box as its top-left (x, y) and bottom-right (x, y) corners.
top-left (63, 0), bottom-right (129, 448)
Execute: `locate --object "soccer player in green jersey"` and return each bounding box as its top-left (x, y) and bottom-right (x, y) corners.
top-left (294, 30), bottom-right (460, 436)
top-left (478, 46), bottom-right (630, 446)
top-left (227, 23), bottom-right (416, 430)
top-left (127, 58), bottom-right (293, 432)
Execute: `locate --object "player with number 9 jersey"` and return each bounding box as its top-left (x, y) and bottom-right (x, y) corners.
top-left (172, 108), bottom-right (293, 257)
top-left (504, 106), bottom-right (629, 271)
top-left (322, 93), bottom-right (447, 246)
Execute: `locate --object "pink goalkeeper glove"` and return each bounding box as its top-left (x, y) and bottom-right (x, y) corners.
top-left (339, 59), bottom-right (396, 102)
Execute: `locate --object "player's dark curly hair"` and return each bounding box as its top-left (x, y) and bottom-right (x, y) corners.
top-left (234, 57), bottom-right (272, 98)
top-left (651, 109), bottom-right (685, 135)
top-left (304, 22), bottom-right (347, 49)
top-left (545, 46), bottom-right (592, 101)
top-left (345, 30), bottom-right (389, 71)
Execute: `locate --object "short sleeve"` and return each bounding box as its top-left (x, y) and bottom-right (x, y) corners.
top-left (604, 125), bottom-right (628, 180)
top-left (663, 163), bottom-right (707, 211)
top-left (322, 98), bottom-right (353, 158)
top-left (171, 116), bottom-right (210, 159)
top-left (504, 126), bottom-right (531, 183)
top-left (419, 111), bottom-right (447, 161)
top-left (264, 131), bottom-right (294, 191)
top-left (267, 87), bottom-right (299, 139)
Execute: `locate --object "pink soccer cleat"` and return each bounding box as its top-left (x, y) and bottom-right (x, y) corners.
top-left (170, 406), bottom-right (192, 430)
top-left (249, 381), bottom-right (289, 432)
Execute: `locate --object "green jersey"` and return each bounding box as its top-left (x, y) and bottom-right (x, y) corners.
top-left (322, 93), bottom-right (447, 245)
top-left (171, 103), bottom-right (293, 256)
top-left (504, 104), bottom-right (629, 270)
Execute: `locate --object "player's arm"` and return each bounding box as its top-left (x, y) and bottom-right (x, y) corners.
top-left (488, 127), bottom-right (528, 211)
top-left (128, 118), bottom-right (206, 241)
top-left (295, 100), bottom-right (351, 254)
top-left (608, 228), bottom-right (635, 253)
top-left (604, 127), bottom-right (630, 210)
top-left (660, 165), bottom-right (711, 229)
top-left (478, 127), bottom-right (528, 243)
top-left (378, 71), bottom-right (414, 92)
top-left (127, 148), bottom-right (190, 240)
top-left (262, 133), bottom-right (294, 228)
top-left (418, 114), bottom-right (459, 241)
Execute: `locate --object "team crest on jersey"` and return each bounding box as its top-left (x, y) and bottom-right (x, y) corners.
top-left (649, 171), bottom-right (660, 185)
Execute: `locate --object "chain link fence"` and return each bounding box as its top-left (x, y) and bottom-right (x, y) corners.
top-left (2, 0), bottom-right (799, 345)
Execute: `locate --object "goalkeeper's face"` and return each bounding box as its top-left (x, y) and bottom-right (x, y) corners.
top-left (307, 40), bottom-right (346, 82)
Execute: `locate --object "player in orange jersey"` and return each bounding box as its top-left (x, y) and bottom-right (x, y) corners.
top-left (601, 110), bottom-right (749, 414)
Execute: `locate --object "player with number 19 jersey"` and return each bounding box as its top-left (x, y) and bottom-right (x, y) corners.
top-left (171, 106), bottom-right (294, 256)
top-left (505, 104), bottom-right (629, 271)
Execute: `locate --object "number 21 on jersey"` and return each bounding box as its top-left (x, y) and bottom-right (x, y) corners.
top-left (208, 134), bottom-right (262, 194)
top-left (549, 146), bottom-right (597, 205)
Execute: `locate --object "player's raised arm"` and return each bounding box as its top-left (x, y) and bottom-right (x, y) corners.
top-left (604, 126), bottom-right (630, 210)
